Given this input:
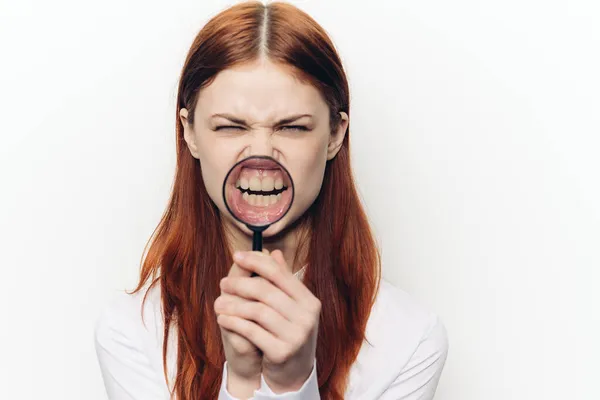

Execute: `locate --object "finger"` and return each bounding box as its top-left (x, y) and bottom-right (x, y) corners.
top-left (233, 251), bottom-right (308, 302)
top-left (218, 324), bottom-right (261, 355)
top-left (216, 289), bottom-right (272, 315)
top-left (215, 294), bottom-right (263, 352)
top-left (214, 292), bottom-right (238, 314)
top-left (217, 278), bottom-right (318, 348)
top-left (227, 261), bottom-right (253, 278)
top-left (215, 291), bottom-right (254, 314)
top-left (271, 249), bottom-right (286, 269)
top-left (215, 295), bottom-right (295, 338)
top-left (227, 248), bottom-right (270, 278)
top-left (217, 314), bottom-right (286, 355)
top-left (254, 249), bottom-right (271, 278)
top-left (221, 275), bottom-right (304, 324)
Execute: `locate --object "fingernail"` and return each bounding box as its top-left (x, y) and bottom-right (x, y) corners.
top-left (233, 251), bottom-right (244, 261)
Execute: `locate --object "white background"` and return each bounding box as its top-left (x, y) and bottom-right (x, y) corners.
top-left (1, 0), bottom-right (599, 398)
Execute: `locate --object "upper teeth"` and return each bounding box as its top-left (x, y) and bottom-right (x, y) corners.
top-left (237, 176), bottom-right (284, 192)
top-left (250, 177), bottom-right (262, 191)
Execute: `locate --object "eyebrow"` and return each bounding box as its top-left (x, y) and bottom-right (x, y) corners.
top-left (210, 113), bottom-right (313, 126)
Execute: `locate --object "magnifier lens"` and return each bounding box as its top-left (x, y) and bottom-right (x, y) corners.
top-left (223, 156), bottom-right (294, 231)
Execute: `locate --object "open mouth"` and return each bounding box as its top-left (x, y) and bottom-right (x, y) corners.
top-left (225, 157), bottom-right (293, 225)
top-left (235, 173), bottom-right (288, 206)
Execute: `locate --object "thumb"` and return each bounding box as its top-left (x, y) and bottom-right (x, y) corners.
top-left (228, 250), bottom-right (256, 278)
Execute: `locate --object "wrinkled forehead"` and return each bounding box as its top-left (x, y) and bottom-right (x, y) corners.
top-left (195, 61), bottom-right (328, 124)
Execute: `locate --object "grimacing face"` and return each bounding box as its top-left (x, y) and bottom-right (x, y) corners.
top-left (179, 58), bottom-right (349, 239)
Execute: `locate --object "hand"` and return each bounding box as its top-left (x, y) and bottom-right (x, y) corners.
top-left (214, 253), bottom-right (266, 392)
top-left (216, 250), bottom-right (321, 393)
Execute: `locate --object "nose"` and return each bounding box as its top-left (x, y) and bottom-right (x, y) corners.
top-left (245, 130), bottom-right (276, 158)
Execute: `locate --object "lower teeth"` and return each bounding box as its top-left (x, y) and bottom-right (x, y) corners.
top-left (242, 193), bottom-right (282, 206)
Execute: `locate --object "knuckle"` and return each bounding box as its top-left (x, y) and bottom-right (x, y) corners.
top-left (282, 348), bottom-right (294, 362)
top-left (271, 347), bottom-right (291, 364)
top-left (231, 337), bottom-right (251, 354)
top-left (311, 298), bottom-right (322, 313)
top-left (222, 277), bottom-right (235, 292)
top-left (220, 293), bottom-right (233, 301)
top-left (292, 331), bottom-right (307, 349)
top-left (297, 314), bottom-right (314, 333)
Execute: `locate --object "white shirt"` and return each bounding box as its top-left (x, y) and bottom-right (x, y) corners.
top-left (94, 268), bottom-right (449, 399)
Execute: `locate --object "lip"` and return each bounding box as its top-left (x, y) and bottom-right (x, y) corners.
top-left (231, 157), bottom-right (292, 188)
top-left (238, 157), bottom-right (281, 170)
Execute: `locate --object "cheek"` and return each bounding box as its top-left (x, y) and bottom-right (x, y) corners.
top-left (196, 140), bottom-right (237, 207)
top-left (302, 158), bottom-right (327, 201)
top-left (288, 142), bottom-right (328, 209)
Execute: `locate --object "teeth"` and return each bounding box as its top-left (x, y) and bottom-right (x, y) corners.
top-left (249, 177), bottom-right (261, 191)
top-left (238, 172), bottom-right (285, 192)
top-left (261, 176), bottom-right (274, 192)
top-left (241, 193), bottom-right (284, 207)
top-left (274, 177), bottom-right (283, 190)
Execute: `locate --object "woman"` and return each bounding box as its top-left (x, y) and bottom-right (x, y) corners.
top-left (94, 1), bottom-right (449, 399)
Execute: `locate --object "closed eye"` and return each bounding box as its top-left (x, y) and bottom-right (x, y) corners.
top-left (280, 125), bottom-right (309, 132)
top-left (215, 125), bottom-right (310, 132)
top-left (215, 125), bottom-right (244, 131)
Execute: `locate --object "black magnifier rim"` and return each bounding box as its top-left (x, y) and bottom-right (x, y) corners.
top-left (222, 155), bottom-right (295, 229)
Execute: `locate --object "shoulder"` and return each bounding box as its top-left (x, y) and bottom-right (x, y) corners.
top-left (94, 283), bottom-right (168, 365)
top-left (346, 278), bottom-right (450, 397)
top-left (95, 283), bottom-right (163, 338)
top-left (94, 284), bottom-right (178, 397)
top-left (368, 278), bottom-right (448, 342)
top-left (352, 278), bottom-right (449, 392)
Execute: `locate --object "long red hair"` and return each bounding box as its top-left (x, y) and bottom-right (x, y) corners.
top-left (129, 1), bottom-right (381, 398)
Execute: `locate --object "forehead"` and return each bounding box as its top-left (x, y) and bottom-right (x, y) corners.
top-left (195, 59), bottom-right (328, 122)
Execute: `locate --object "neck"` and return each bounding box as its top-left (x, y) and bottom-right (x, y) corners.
top-left (223, 217), bottom-right (310, 274)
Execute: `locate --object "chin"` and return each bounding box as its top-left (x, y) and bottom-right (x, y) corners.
top-left (233, 217), bottom-right (286, 238)
top-left (262, 219), bottom-right (286, 237)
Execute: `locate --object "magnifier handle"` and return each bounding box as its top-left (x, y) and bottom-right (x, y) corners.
top-left (251, 229), bottom-right (263, 278)
top-left (252, 230), bottom-right (262, 252)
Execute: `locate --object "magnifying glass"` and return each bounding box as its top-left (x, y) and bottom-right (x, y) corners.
top-left (222, 155), bottom-right (295, 252)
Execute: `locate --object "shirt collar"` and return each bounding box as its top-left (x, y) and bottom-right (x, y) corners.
top-left (293, 264), bottom-right (307, 280)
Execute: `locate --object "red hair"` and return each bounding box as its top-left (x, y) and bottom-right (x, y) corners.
top-left (129, 1), bottom-right (381, 398)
